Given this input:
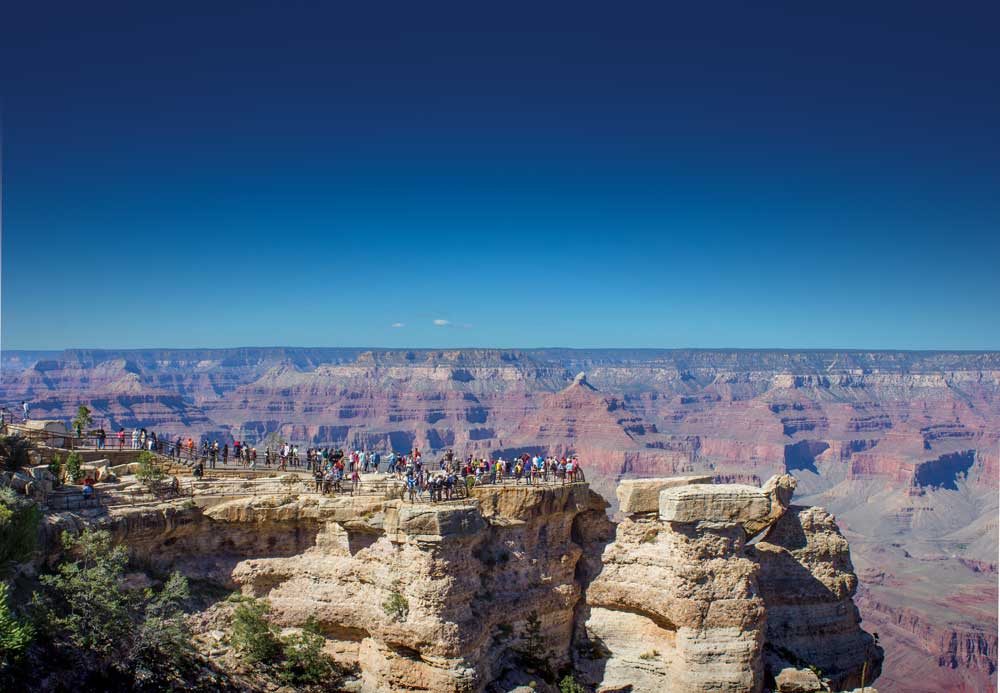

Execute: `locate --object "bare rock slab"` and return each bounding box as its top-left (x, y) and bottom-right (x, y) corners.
top-left (617, 475), bottom-right (713, 514)
top-left (659, 483), bottom-right (771, 525)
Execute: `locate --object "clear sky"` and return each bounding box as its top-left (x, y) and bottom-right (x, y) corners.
top-left (2, 1), bottom-right (998, 350)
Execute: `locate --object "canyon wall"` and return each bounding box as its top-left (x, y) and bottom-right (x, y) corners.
top-left (8, 347), bottom-right (997, 692)
top-left (47, 475), bottom-right (881, 692)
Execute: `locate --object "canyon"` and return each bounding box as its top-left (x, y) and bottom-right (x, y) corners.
top-left (3, 347), bottom-right (998, 692)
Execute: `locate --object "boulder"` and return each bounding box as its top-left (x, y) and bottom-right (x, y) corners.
top-left (774, 665), bottom-right (823, 692)
top-left (616, 475), bottom-right (713, 514)
top-left (657, 474), bottom-right (798, 535)
top-left (81, 459), bottom-right (112, 482)
top-left (659, 483), bottom-right (771, 525)
top-left (109, 462), bottom-right (141, 476)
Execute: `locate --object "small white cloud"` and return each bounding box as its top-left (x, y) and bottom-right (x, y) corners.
top-left (391, 322), bottom-right (405, 328)
top-left (432, 319), bottom-right (450, 326)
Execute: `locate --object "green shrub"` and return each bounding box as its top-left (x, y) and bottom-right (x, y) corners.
top-left (278, 616), bottom-right (336, 685)
top-left (382, 591), bottom-right (409, 622)
top-left (229, 598), bottom-right (281, 664)
top-left (35, 530), bottom-right (132, 655)
top-left (515, 611), bottom-right (554, 681)
top-left (131, 572), bottom-right (195, 685)
top-left (64, 452), bottom-right (84, 483)
top-left (559, 673), bottom-right (586, 693)
top-left (0, 489), bottom-right (41, 580)
top-left (0, 582), bottom-right (33, 678)
top-left (31, 529), bottom-right (195, 688)
top-left (47, 455), bottom-right (63, 486)
top-left (135, 451), bottom-right (163, 486)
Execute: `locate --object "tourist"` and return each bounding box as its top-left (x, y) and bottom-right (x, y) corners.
top-left (406, 471), bottom-right (417, 502)
top-left (21, 400), bottom-right (29, 422)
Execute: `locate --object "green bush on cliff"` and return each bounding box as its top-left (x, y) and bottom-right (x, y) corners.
top-left (48, 454), bottom-right (63, 486)
top-left (382, 591), bottom-right (409, 622)
top-left (0, 488), bottom-right (41, 580)
top-left (559, 673), bottom-right (586, 693)
top-left (135, 451), bottom-right (164, 486)
top-left (30, 529), bottom-right (195, 688)
top-left (64, 451), bottom-right (84, 483)
top-left (278, 616), bottom-right (336, 685)
top-left (0, 583), bottom-right (34, 683)
top-left (229, 598), bottom-right (281, 664)
top-left (230, 599), bottom-right (339, 686)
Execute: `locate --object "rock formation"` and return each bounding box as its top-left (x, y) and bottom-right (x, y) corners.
top-left (577, 474), bottom-right (881, 692)
top-left (44, 473), bottom-right (882, 692)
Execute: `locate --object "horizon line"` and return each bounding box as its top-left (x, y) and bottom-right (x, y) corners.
top-left (3, 345), bottom-right (999, 355)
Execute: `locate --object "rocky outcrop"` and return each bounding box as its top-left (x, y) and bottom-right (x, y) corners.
top-left (84, 484), bottom-right (605, 692)
top-left (53, 473), bottom-right (880, 693)
top-left (754, 506), bottom-right (882, 691)
top-left (616, 475), bottom-right (711, 514)
top-left (576, 474), bottom-right (882, 693)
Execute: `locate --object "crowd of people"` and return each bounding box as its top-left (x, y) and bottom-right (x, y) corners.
top-left (26, 416), bottom-right (587, 503)
top-left (310, 447), bottom-right (585, 502)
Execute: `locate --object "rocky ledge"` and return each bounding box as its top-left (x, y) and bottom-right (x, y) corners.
top-left (49, 476), bottom-right (882, 692)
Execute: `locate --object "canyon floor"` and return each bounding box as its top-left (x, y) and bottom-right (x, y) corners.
top-left (3, 347), bottom-right (997, 692)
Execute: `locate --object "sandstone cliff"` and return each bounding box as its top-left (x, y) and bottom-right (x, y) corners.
top-left (45, 473), bottom-right (882, 693)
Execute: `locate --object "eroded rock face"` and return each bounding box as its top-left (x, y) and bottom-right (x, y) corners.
top-left (578, 515), bottom-right (764, 692)
top-left (96, 484), bottom-right (605, 692)
top-left (79, 474), bottom-right (879, 693)
top-left (576, 474), bottom-right (881, 693)
top-left (753, 505), bottom-right (883, 692)
top-left (616, 475), bottom-right (712, 514)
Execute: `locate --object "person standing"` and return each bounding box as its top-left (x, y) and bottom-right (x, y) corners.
top-left (21, 401), bottom-right (29, 422)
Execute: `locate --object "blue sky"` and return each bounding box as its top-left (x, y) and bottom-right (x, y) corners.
top-left (2, 1), bottom-right (998, 350)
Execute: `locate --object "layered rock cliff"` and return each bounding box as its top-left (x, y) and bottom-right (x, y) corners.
top-left (47, 474), bottom-right (882, 692)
